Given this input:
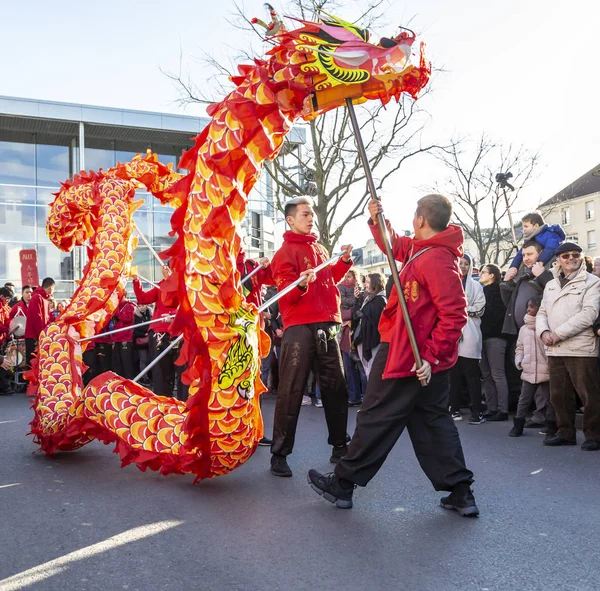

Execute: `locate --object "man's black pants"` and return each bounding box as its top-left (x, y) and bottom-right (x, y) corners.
top-left (112, 341), bottom-right (135, 380)
top-left (336, 343), bottom-right (474, 491)
top-left (271, 323), bottom-right (348, 457)
top-left (25, 338), bottom-right (37, 369)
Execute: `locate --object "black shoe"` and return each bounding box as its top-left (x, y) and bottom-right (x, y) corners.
top-left (348, 401), bottom-right (362, 407)
top-left (509, 417), bottom-right (526, 437)
top-left (307, 469), bottom-right (354, 509)
top-left (330, 444), bottom-right (348, 464)
top-left (543, 435), bottom-right (577, 446)
top-left (483, 411), bottom-right (498, 419)
top-left (467, 414), bottom-right (485, 425)
top-left (440, 484), bottom-right (479, 517)
top-left (581, 440), bottom-right (600, 451)
top-left (524, 419), bottom-right (545, 428)
top-left (270, 454), bottom-right (292, 477)
top-left (258, 436), bottom-right (272, 447)
top-left (487, 412), bottom-right (509, 422)
top-left (541, 420), bottom-right (557, 437)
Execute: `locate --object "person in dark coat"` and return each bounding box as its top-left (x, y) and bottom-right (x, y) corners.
top-left (479, 264), bottom-right (510, 420)
top-left (353, 272), bottom-right (386, 378)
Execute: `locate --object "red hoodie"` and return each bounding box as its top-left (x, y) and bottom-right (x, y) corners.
top-left (9, 300), bottom-right (28, 321)
top-left (25, 287), bottom-right (51, 340)
top-left (270, 231), bottom-right (352, 329)
top-left (132, 279), bottom-right (176, 334)
top-left (236, 253), bottom-right (274, 309)
top-left (369, 220), bottom-right (467, 379)
top-left (112, 300), bottom-right (136, 343)
top-left (0, 301), bottom-right (10, 345)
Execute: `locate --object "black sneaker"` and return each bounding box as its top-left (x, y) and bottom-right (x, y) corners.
top-left (258, 436), bottom-right (272, 447)
top-left (270, 454), bottom-right (292, 477)
top-left (467, 414), bottom-right (485, 425)
top-left (307, 469), bottom-right (354, 509)
top-left (329, 444), bottom-right (348, 464)
top-left (440, 484), bottom-right (479, 517)
top-left (487, 412), bottom-right (509, 422)
top-left (581, 440), bottom-right (600, 451)
top-left (543, 435), bottom-right (577, 446)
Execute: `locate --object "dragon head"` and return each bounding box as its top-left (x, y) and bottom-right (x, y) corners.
top-left (252, 10), bottom-right (431, 119)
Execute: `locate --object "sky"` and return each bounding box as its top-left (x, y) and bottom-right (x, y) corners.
top-left (1, 0), bottom-right (598, 248)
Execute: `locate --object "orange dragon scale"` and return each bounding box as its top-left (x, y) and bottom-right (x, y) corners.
top-left (29, 10), bottom-right (430, 480)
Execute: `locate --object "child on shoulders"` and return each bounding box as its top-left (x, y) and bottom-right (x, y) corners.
top-left (510, 211), bottom-right (565, 270)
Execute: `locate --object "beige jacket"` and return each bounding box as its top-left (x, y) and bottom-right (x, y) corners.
top-left (536, 262), bottom-right (600, 357)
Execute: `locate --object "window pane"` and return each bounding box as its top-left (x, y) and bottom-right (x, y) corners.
top-left (85, 147), bottom-right (115, 171)
top-left (131, 247), bottom-right (157, 285)
top-left (0, 184), bottom-right (36, 205)
top-left (0, 140), bottom-right (35, 185)
top-left (36, 143), bottom-right (71, 186)
top-left (0, 204), bottom-right (36, 242)
top-left (37, 187), bottom-right (58, 205)
top-left (37, 244), bottom-right (73, 282)
top-left (0, 242), bottom-right (37, 285)
top-left (133, 209), bottom-right (151, 242)
top-left (36, 206), bottom-right (51, 243)
top-left (153, 212), bottom-right (175, 248)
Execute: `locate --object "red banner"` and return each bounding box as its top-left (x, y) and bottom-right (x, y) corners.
top-left (20, 249), bottom-right (40, 287)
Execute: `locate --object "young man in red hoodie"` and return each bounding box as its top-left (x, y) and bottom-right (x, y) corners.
top-left (24, 277), bottom-right (55, 368)
top-left (269, 196), bottom-right (353, 477)
top-left (308, 195), bottom-right (479, 516)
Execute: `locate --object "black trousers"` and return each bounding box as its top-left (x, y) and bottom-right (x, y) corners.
top-left (25, 338), bottom-right (37, 369)
top-left (95, 343), bottom-right (113, 375)
top-left (336, 343), bottom-right (474, 490)
top-left (149, 330), bottom-right (178, 397)
top-left (82, 349), bottom-right (97, 386)
top-left (112, 341), bottom-right (135, 380)
top-left (271, 323), bottom-right (348, 457)
top-left (449, 356), bottom-right (482, 416)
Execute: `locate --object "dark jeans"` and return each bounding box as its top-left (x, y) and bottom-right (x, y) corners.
top-left (450, 356), bottom-right (482, 416)
top-left (480, 337), bottom-right (509, 414)
top-left (271, 323), bottom-right (348, 457)
top-left (336, 343), bottom-right (474, 490)
top-left (342, 351), bottom-right (363, 403)
top-left (548, 356), bottom-right (600, 441)
top-left (149, 330), bottom-right (175, 397)
top-left (112, 341), bottom-right (135, 380)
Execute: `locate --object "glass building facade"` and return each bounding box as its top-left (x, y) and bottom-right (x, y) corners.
top-left (0, 96), bottom-right (304, 301)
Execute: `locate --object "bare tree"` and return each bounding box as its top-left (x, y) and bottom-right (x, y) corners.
top-left (165, 0), bottom-right (451, 253)
top-left (431, 135), bottom-right (539, 267)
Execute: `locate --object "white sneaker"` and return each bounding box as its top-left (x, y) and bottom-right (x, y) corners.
top-left (315, 399), bottom-right (323, 408)
top-left (301, 395), bottom-right (312, 406)
top-left (451, 411), bottom-right (462, 421)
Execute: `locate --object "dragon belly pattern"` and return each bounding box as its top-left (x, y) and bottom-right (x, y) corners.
top-left (29, 11), bottom-right (431, 480)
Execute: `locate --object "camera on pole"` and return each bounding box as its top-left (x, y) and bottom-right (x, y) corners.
top-left (496, 171), bottom-right (517, 245)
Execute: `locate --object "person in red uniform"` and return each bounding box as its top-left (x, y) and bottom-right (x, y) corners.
top-left (0, 287), bottom-right (12, 348)
top-left (132, 267), bottom-right (184, 398)
top-left (9, 285), bottom-right (32, 326)
top-left (268, 196), bottom-right (353, 477)
top-left (307, 195), bottom-right (479, 516)
top-left (24, 277), bottom-right (55, 367)
top-left (111, 297), bottom-right (136, 379)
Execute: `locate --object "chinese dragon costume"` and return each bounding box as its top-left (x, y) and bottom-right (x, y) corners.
top-left (28, 9), bottom-right (430, 480)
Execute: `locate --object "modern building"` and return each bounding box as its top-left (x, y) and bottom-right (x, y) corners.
top-left (0, 95), bottom-right (304, 299)
top-left (540, 163), bottom-right (600, 255)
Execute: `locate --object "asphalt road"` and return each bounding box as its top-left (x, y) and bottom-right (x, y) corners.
top-left (0, 392), bottom-right (599, 591)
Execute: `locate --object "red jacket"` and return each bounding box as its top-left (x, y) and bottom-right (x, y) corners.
top-left (370, 220), bottom-right (467, 379)
top-left (25, 287), bottom-right (51, 339)
top-left (0, 302), bottom-right (10, 345)
top-left (133, 279), bottom-right (176, 334)
top-left (9, 300), bottom-right (28, 321)
top-left (112, 300), bottom-right (136, 343)
top-left (237, 253), bottom-right (274, 309)
top-left (271, 231), bottom-right (352, 329)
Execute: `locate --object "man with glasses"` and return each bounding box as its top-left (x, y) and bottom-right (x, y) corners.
top-left (537, 242), bottom-right (600, 450)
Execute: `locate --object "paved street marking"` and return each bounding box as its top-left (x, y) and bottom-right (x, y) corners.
top-left (0, 484), bottom-right (21, 490)
top-left (0, 520), bottom-right (184, 591)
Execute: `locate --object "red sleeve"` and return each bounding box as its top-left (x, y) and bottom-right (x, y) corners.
top-left (331, 257), bottom-right (352, 284)
top-left (133, 280), bottom-right (158, 305)
top-left (118, 302), bottom-right (135, 324)
top-left (271, 249), bottom-right (307, 308)
top-left (8, 303), bottom-right (20, 321)
top-left (0, 309), bottom-right (9, 336)
top-left (26, 295), bottom-right (44, 337)
top-left (369, 218), bottom-right (411, 263)
top-left (255, 265), bottom-right (274, 288)
top-left (416, 254), bottom-right (467, 367)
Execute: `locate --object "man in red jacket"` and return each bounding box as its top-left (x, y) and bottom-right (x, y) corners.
top-left (269, 196), bottom-right (353, 477)
top-left (308, 195), bottom-right (478, 516)
top-left (24, 277), bottom-right (55, 367)
top-left (111, 297), bottom-right (136, 379)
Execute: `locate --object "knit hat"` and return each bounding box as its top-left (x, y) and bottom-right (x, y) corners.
top-left (555, 242), bottom-right (582, 255)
